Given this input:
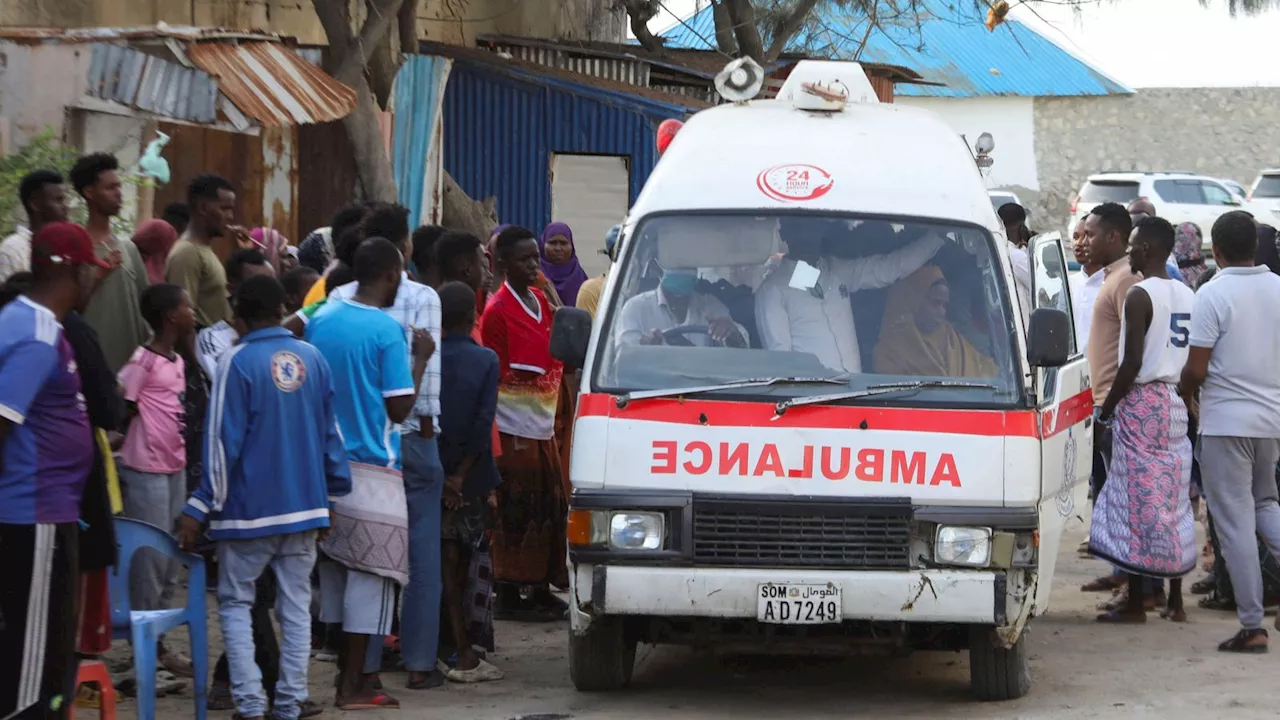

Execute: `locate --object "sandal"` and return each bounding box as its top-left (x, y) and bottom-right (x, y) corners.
top-left (1218, 628), bottom-right (1268, 653)
top-left (336, 690), bottom-right (401, 710)
top-left (1190, 576), bottom-right (1215, 595)
top-left (406, 671), bottom-right (445, 690)
top-left (1159, 606), bottom-right (1188, 623)
top-left (208, 682), bottom-right (234, 710)
top-left (1199, 594), bottom-right (1236, 611)
top-left (1096, 610), bottom-right (1147, 624)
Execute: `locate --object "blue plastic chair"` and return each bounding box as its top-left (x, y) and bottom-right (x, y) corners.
top-left (109, 518), bottom-right (208, 720)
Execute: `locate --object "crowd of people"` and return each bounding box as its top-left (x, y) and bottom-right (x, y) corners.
top-left (0, 156), bottom-right (605, 718)
top-left (1029, 196), bottom-right (1280, 653)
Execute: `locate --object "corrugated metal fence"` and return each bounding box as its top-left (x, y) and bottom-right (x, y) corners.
top-left (441, 61), bottom-right (687, 234)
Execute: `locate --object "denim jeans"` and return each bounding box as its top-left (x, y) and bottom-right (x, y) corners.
top-left (395, 432), bottom-right (444, 673)
top-left (217, 532), bottom-right (317, 720)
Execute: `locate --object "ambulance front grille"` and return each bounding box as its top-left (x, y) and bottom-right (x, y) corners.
top-left (691, 503), bottom-right (912, 570)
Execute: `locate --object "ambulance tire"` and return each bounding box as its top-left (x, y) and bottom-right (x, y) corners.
top-left (569, 618), bottom-right (636, 691)
top-left (968, 625), bottom-right (1031, 701)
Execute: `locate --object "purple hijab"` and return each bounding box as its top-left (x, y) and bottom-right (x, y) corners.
top-left (538, 222), bottom-right (589, 306)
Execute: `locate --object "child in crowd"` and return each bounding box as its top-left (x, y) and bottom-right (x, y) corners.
top-left (282, 265), bottom-right (320, 315)
top-left (117, 283), bottom-right (197, 687)
top-left (436, 282), bottom-right (503, 683)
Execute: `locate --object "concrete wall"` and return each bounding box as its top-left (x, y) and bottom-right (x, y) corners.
top-left (1033, 87), bottom-right (1280, 233)
top-left (0, 0), bottom-right (625, 47)
top-left (898, 96), bottom-right (1039, 194)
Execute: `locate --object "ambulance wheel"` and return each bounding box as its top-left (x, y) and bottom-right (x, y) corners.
top-left (968, 625), bottom-right (1031, 701)
top-left (569, 618), bottom-right (636, 691)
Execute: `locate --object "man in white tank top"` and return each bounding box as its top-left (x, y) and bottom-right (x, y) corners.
top-left (1089, 216), bottom-right (1197, 624)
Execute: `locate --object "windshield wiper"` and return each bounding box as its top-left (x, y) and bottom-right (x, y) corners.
top-left (616, 376), bottom-right (848, 408)
top-left (774, 380), bottom-right (998, 415)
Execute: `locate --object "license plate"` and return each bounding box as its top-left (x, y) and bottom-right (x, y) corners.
top-left (757, 583), bottom-right (842, 624)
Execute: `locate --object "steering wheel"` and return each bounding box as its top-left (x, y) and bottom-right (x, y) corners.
top-left (661, 324), bottom-right (712, 347)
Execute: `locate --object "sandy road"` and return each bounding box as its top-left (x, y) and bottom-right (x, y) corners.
top-left (130, 519), bottom-right (1280, 719)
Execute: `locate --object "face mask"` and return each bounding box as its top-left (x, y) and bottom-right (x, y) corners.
top-left (660, 271), bottom-right (697, 296)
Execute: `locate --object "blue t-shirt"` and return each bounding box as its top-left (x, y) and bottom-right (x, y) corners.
top-left (0, 297), bottom-right (94, 524)
top-left (305, 299), bottom-right (414, 469)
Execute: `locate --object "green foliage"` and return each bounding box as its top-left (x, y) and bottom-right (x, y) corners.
top-left (0, 128), bottom-right (80, 229)
top-left (0, 127), bottom-right (153, 237)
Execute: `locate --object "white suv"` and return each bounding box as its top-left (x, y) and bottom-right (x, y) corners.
top-left (1067, 172), bottom-right (1259, 248)
top-left (1249, 169), bottom-right (1280, 222)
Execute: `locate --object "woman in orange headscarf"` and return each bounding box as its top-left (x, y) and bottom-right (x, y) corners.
top-left (873, 265), bottom-right (997, 378)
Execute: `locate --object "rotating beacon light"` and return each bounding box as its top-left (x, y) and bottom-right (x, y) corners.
top-left (656, 118), bottom-right (683, 155)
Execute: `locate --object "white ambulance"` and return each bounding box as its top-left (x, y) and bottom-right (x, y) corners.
top-left (550, 59), bottom-right (1092, 701)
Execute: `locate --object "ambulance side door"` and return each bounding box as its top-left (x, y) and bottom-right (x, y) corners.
top-left (1029, 232), bottom-right (1093, 610)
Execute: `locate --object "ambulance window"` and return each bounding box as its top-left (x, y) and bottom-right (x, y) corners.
top-left (595, 212), bottom-right (1022, 407)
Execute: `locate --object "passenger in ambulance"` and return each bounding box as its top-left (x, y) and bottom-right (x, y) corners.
top-left (872, 265), bottom-right (998, 378)
top-left (754, 217), bottom-right (947, 373)
top-left (616, 266), bottom-right (749, 348)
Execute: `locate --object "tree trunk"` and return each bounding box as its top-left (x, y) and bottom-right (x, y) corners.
top-left (619, 0), bottom-right (663, 53)
top-left (711, 1), bottom-right (737, 55)
top-left (313, 0), bottom-right (404, 202)
top-left (724, 0), bottom-right (765, 62)
top-left (398, 0), bottom-right (417, 53)
top-left (441, 171), bottom-right (498, 239)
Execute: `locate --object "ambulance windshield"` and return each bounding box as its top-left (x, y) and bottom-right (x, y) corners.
top-left (593, 213), bottom-right (1025, 406)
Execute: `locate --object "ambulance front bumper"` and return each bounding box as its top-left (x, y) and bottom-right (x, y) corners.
top-left (574, 565), bottom-right (1004, 624)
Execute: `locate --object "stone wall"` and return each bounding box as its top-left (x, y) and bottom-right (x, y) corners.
top-left (1032, 87), bottom-right (1280, 232)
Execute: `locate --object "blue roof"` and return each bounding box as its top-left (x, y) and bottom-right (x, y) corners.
top-left (660, 0), bottom-right (1130, 98)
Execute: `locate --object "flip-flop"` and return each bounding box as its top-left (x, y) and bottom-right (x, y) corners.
top-left (445, 659), bottom-right (505, 683)
top-left (336, 690), bottom-right (401, 710)
top-left (406, 671), bottom-right (445, 690)
top-left (1160, 607), bottom-right (1189, 623)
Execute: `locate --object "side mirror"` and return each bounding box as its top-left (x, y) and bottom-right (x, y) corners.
top-left (1227, 196), bottom-right (1242, 206)
top-left (551, 307), bottom-right (593, 370)
top-left (1027, 307), bottom-right (1071, 367)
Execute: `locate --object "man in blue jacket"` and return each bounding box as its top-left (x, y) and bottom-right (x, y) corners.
top-left (179, 275), bottom-right (350, 720)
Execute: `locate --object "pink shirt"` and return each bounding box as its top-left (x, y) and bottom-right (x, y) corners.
top-left (118, 347), bottom-right (187, 474)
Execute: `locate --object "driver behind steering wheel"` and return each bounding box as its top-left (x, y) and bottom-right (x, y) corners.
top-left (617, 267), bottom-right (748, 348)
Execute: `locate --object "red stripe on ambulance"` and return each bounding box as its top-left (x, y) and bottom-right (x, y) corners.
top-left (577, 391), bottom-right (1092, 439)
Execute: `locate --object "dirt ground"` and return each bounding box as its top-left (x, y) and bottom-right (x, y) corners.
top-left (114, 518), bottom-right (1280, 720)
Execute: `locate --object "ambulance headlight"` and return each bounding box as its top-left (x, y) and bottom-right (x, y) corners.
top-left (934, 526), bottom-right (992, 567)
top-left (609, 512), bottom-right (665, 551)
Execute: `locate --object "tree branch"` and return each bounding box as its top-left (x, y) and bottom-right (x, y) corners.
top-left (764, 0), bottom-right (821, 62)
top-left (711, 0), bottom-right (737, 55)
top-left (398, 0), bottom-right (417, 53)
top-left (618, 0), bottom-right (664, 53)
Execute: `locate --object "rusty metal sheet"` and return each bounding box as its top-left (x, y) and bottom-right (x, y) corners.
top-left (186, 42), bottom-right (356, 126)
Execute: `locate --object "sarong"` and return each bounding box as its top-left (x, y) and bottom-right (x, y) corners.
top-left (491, 433), bottom-right (569, 586)
top-left (1089, 382), bottom-right (1196, 577)
top-left (321, 462), bottom-right (410, 586)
